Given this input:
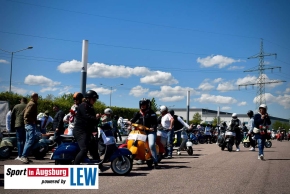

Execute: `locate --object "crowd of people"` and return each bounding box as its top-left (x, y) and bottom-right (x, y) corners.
top-left (2, 90), bottom-right (283, 166)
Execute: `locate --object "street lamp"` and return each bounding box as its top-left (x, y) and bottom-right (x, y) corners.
top-left (100, 83), bottom-right (123, 106)
top-left (0, 46), bottom-right (33, 92)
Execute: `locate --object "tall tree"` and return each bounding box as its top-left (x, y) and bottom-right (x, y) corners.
top-left (150, 98), bottom-right (158, 112)
top-left (191, 112), bottom-right (203, 125)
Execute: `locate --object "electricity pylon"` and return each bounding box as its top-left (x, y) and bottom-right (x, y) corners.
top-left (238, 38), bottom-right (286, 110)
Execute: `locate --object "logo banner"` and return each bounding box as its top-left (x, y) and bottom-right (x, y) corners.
top-left (4, 165), bottom-right (99, 189)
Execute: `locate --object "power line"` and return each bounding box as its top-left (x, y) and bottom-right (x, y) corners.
top-left (4, 0), bottom-right (260, 40)
top-left (2, 1), bottom-right (289, 53)
top-left (238, 39), bottom-right (286, 110)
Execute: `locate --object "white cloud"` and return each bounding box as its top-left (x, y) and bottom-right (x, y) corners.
top-left (254, 93), bottom-right (290, 109)
top-left (90, 87), bottom-right (112, 95)
top-left (11, 86), bottom-right (28, 95)
top-left (24, 75), bottom-right (61, 87)
top-left (57, 60), bottom-right (83, 73)
top-left (236, 74), bottom-right (282, 89)
top-left (221, 106), bottom-right (231, 110)
top-left (238, 101), bottom-right (247, 106)
top-left (87, 84), bottom-right (97, 89)
top-left (140, 71), bottom-right (178, 85)
top-left (58, 86), bottom-right (73, 95)
top-left (236, 75), bottom-right (257, 85)
top-left (228, 66), bottom-right (244, 70)
top-left (276, 94), bottom-right (290, 109)
top-left (197, 55), bottom-right (243, 68)
top-left (40, 87), bottom-right (58, 93)
top-left (159, 96), bottom-right (184, 102)
top-left (285, 88), bottom-right (290, 94)
top-left (213, 78), bottom-right (223, 83)
top-left (198, 82), bottom-right (214, 91)
top-left (129, 85), bottom-right (149, 97)
top-left (149, 86), bottom-right (199, 102)
top-left (194, 94), bottom-right (237, 104)
top-left (57, 60), bottom-right (178, 86)
top-left (216, 82), bottom-right (236, 92)
top-left (0, 59), bottom-right (9, 64)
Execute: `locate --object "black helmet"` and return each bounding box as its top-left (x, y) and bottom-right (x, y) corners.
top-left (73, 92), bottom-right (84, 101)
top-left (169, 110), bottom-right (174, 116)
top-left (85, 90), bottom-right (99, 99)
top-left (247, 110), bottom-right (254, 117)
top-left (139, 98), bottom-right (151, 109)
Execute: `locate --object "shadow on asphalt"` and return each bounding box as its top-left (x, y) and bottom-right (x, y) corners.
top-left (267, 159), bottom-right (290, 160)
top-left (0, 173), bottom-right (3, 187)
top-left (159, 161), bottom-right (190, 164)
top-left (99, 172), bottom-right (149, 177)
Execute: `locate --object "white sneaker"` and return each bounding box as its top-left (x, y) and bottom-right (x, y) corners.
top-left (258, 155), bottom-right (261, 160)
top-left (260, 154), bottom-right (264, 160)
top-left (249, 147), bottom-right (255, 151)
top-left (15, 156), bottom-right (21, 161)
top-left (236, 148), bottom-right (240, 152)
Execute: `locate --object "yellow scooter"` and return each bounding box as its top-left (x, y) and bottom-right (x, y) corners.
top-left (127, 123), bottom-right (159, 167)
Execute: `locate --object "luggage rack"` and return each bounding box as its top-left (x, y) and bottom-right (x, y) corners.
top-left (60, 135), bottom-right (76, 143)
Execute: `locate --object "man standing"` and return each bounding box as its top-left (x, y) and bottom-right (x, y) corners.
top-left (38, 110), bottom-right (53, 134)
top-left (21, 93), bottom-right (38, 164)
top-left (169, 110), bottom-right (190, 147)
top-left (11, 97), bottom-right (27, 161)
top-left (52, 105), bottom-right (65, 147)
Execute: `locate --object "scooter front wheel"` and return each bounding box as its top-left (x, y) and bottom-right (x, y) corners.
top-left (0, 146), bottom-right (12, 159)
top-left (187, 147), bottom-right (193, 155)
top-left (244, 142), bottom-right (250, 148)
top-left (111, 156), bottom-right (133, 175)
top-left (265, 141), bottom-right (272, 148)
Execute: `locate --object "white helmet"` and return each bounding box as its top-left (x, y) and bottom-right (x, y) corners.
top-left (232, 113), bottom-right (237, 118)
top-left (104, 108), bottom-right (113, 115)
top-left (159, 105), bottom-right (168, 113)
top-left (259, 104), bottom-right (267, 111)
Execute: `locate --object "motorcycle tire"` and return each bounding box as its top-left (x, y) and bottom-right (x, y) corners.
top-left (111, 155), bottom-right (133, 175)
top-left (199, 138), bottom-right (205, 144)
top-left (193, 140), bottom-right (198, 145)
top-left (244, 142), bottom-right (250, 148)
top-left (265, 141), bottom-right (272, 148)
top-left (187, 147), bottom-right (193, 156)
top-left (227, 143), bottom-right (233, 152)
top-left (221, 146), bottom-right (225, 151)
top-left (0, 146), bottom-right (12, 159)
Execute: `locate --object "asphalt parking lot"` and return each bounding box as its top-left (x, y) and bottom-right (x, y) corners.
top-left (1, 140), bottom-right (290, 194)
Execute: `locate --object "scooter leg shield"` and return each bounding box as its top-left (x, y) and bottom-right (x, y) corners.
top-left (110, 148), bottom-right (132, 161)
top-left (51, 142), bottom-right (80, 160)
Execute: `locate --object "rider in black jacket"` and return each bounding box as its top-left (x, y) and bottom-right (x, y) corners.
top-left (73, 90), bottom-right (100, 165)
top-left (129, 98), bottom-right (160, 169)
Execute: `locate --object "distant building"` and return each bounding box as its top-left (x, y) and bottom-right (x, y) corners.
top-left (160, 108), bottom-right (289, 129)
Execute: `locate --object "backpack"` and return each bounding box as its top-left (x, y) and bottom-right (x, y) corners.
top-left (173, 115), bottom-right (183, 130)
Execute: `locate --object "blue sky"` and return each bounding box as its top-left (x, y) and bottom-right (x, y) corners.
top-left (0, 0), bottom-right (289, 120)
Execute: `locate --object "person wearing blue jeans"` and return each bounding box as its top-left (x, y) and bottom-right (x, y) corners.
top-left (22, 124), bottom-right (36, 161)
top-left (160, 105), bottom-right (174, 158)
top-left (21, 93), bottom-right (38, 164)
top-left (129, 98), bottom-right (160, 169)
top-left (10, 97), bottom-right (28, 161)
top-left (253, 104), bottom-right (271, 160)
top-left (166, 127), bottom-right (174, 157)
top-left (16, 127), bottom-right (26, 159)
